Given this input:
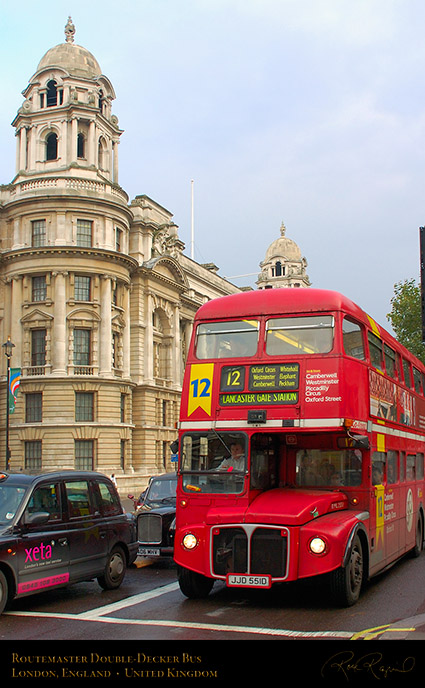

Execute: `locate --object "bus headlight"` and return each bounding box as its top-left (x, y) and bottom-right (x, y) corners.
top-left (309, 537), bottom-right (327, 555)
top-left (182, 533), bottom-right (198, 550)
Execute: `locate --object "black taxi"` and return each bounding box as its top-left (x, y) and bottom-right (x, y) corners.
top-left (0, 470), bottom-right (138, 614)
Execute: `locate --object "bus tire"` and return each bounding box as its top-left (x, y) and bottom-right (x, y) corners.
top-left (0, 570), bottom-right (9, 615)
top-left (177, 565), bottom-right (214, 599)
top-left (329, 534), bottom-right (364, 607)
top-left (97, 546), bottom-right (126, 590)
top-left (412, 517), bottom-right (423, 558)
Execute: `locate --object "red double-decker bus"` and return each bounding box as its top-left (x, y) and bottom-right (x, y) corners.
top-left (174, 289), bottom-right (425, 606)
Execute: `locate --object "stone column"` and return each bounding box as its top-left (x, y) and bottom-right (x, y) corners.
top-left (123, 283), bottom-right (131, 379)
top-left (113, 140), bottom-right (119, 183)
top-left (52, 272), bottom-right (67, 375)
top-left (144, 293), bottom-right (154, 383)
top-left (100, 275), bottom-right (112, 377)
top-left (71, 118), bottom-right (78, 163)
top-left (10, 276), bottom-right (23, 367)
top-left (19, 127), bottom-right (27, 171)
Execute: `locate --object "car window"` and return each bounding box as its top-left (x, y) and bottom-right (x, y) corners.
top-left (97, 481), bottom-right (122, 516)
top-left (25, 482), bottom-right (62, 522)
top-left (65, 480), bottom-right (94, 518)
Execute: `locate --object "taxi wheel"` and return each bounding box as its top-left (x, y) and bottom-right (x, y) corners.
top-left (0, 570), bottom-right (8, 615)
top-left (97, 546), bottom-right (126, 590)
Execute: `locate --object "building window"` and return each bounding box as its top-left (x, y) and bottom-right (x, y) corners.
top-left (115, 227), bottom-right (122, 252)
top-left (46, 80), bottom-right (58, 107)
top-left (74, 275), bottom-right (91, 301)
top-left (112, 333), bottom-right (119, 368)
top-left (77, 133), bottom-right (85, 159)
top-left (120, 393), bottom-right (126, 423)
top-left (75, 392), bottom-right (94, 422)
top-left (31, 329), bottom-right (46, 367)
top-left (74, 329), bottom-right (91, 366)
top-left (25, 393), bottom-right (42, 423)
top-left (75, 440), bottom-right (94, 471)
top-left (32, 275), bottom-right (47, 302)
top-left (32, 220), bottom-right (46, 247)
top-left (120, 440), bottom-right (126, 470)
top-left (76, 219), bottom-right (92, 247)
top-left (25, 440), bottom-right (42, 471)
top-left (46, 133), bottom-right (58, 160)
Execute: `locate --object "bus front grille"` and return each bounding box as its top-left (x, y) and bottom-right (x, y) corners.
top-left (212, 526), bottom-right (288, 578)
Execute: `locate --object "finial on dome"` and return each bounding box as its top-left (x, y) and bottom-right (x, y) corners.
top-left (280, 221), bottom-right (286, 236)
top-left (65, 16), bottom-right (75, 44)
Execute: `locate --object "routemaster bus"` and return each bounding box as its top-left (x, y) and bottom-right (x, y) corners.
top-left (174, 288), bottom-right (425, 606)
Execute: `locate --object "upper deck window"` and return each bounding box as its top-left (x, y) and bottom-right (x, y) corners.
top-left (266, 315), bottom-right (334, 356)
top-left (342, 318), bottom-right (365, 360)
top-left (195, 320), bottom-right (259, 359)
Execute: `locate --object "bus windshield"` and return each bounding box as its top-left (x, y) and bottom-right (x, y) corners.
top-left (181, 432), bottom-right (247, 494)
top-left (295, 448), bottom-right (363, 487)
top-left (266, 315), bottom-right (334, 356)
top-left (195, 320), bottom-right (259, 359)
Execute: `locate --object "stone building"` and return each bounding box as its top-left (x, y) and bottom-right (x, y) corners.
top-left (0, 19), bottom-right (239, 493)
top-left (257, 222), bottom-right (310, 289)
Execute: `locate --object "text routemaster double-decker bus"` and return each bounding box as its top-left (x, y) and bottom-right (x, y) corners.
top-left (174, 288), bottom-right (425, 606)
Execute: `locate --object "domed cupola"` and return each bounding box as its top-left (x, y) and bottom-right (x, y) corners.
top-left (11, 17), bottom-right (122, 187)
top-left (257, 222), bottom-right (311, 289)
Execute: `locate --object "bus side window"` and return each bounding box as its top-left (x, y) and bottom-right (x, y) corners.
top-left (406, 455), bottom-right (416, 481)
top-left (384, 344), bottom-right (397, 379)
top-left (416, 453), bottom-right (424, 481)
top-left (368, 332), bottom-right (383, 371)
top-left (387, 451), bottom-right (397, 484)
top-left (372, 451), bottom-right (385, 484)
top-left (413, 367), bottom-right (423, 395)
top-left (342, 318), bottom-right (365, 360)
top-left (400, 451), bottom-right (405, 482)
top-left (402, 359), bottom-right (413, 389)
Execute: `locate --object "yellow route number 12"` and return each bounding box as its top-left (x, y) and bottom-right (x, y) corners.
top-left (187, 363), bottom-right (214, 417)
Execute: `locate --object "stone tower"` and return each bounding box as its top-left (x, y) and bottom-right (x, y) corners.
top-left (257, 222), bottom-right (310, 289)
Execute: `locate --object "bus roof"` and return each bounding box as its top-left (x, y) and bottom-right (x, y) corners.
top-left (195, 289), bottom-right (367, 322)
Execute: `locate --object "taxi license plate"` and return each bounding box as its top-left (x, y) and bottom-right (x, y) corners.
top-left (138, 547), bottom-right (160, 557)
top-left (226, 574), bottom-right (271, 589)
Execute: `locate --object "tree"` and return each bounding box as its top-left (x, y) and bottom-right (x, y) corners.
top-left (387, 278), bottom-right (425, 363)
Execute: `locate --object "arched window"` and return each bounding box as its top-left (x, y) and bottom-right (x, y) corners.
top-left (46, 80), bottom-right (58, 107)
top-left (46, 133), bottom-right (58, 160)
top-left (77, 133), bottom-right (85, 159)
top-left (98, 89), bottom-right (104, 113)
top-left (98, 137), bottom-right (107, 171)
top-left (275, 261), bottom-right (282, 277)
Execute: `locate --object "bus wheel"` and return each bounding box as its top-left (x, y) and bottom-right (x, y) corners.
top-left (412, 518), bottom-right (423, 558)
top-left (177, 565), bottom-right (214, 599)
top-left (0, 570), bottom-right (9, 615)
top-left (330, 534), bottom-right (363, 607)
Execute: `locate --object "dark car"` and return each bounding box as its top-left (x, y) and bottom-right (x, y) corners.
top-left (134, 472), bottom-right (177, 558)
top-left (0, 470), bottom-right (138, 614)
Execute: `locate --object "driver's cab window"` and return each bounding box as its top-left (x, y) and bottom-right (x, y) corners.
top-left (25, 483), bottom-right (62, 522)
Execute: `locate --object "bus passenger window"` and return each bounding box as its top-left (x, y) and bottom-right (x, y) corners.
top-left (402, 359), bottom-right (412, 388)
top-left (384, 344), bottom-right (397, 378)
top-left (266, 316), bottom-right (334, 356)
top-left (416, 453), bottom-right (424, 480)
top-left (400, 451), bottom-right (406, 482)
top-left (342, 318), bottom-right (365, 360)
top-left (372, 452), bottom-right (385, 484)
top-left (406, 455), bottom-right (415, 481)
top-left (195, 320), bottom-right (259, 359)
top-left (413, 367), bottom-right (423, 394)
top-left (387, 451), bottom-right (397, 484)
top-left (368, 332), bottom-right (383, 371)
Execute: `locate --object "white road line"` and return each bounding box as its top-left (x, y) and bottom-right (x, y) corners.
top-left (4, 609), bottom-right (354, 638)
top-left (77, 581), bottom-right (180, 618)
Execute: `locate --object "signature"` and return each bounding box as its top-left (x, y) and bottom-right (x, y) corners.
top-left (321, 651), bottom-right (415, 681)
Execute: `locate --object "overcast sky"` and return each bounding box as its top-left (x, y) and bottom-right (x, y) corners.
top-left (1, 0), bottom-right (425, 333)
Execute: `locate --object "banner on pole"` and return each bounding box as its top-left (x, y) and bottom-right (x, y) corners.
top-left (9, 368), bottom-right (21, 414)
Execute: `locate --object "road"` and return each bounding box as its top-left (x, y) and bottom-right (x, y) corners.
top-left (2, 549), bottom-right (425, 683)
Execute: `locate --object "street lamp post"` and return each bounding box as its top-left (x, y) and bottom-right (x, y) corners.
top-left (2, 337), bottom-right (15, 471)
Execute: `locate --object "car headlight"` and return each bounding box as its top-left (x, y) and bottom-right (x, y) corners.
top-left (182, 533), bottom-right (198, 550)
top-left (309, 537), bottom-right (327, 555)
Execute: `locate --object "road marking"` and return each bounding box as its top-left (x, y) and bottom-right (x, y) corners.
top-left (4, 609), bottom-right (353, 638)
top-left (77, 581), bottom-right (180, 618)
top-left (351, 624), bottom-right (416, 640)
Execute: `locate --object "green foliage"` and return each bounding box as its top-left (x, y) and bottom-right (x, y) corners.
top-left (387, 278), bottom-right (425, 363)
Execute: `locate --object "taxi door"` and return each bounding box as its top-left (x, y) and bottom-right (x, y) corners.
top-left (16, 480), bottom-right (70, 596)
top-left (64, 478), bottom-right (108, 580)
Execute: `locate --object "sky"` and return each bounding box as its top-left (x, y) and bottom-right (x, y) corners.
top-left (1, 0), bottom-right (425, 334)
